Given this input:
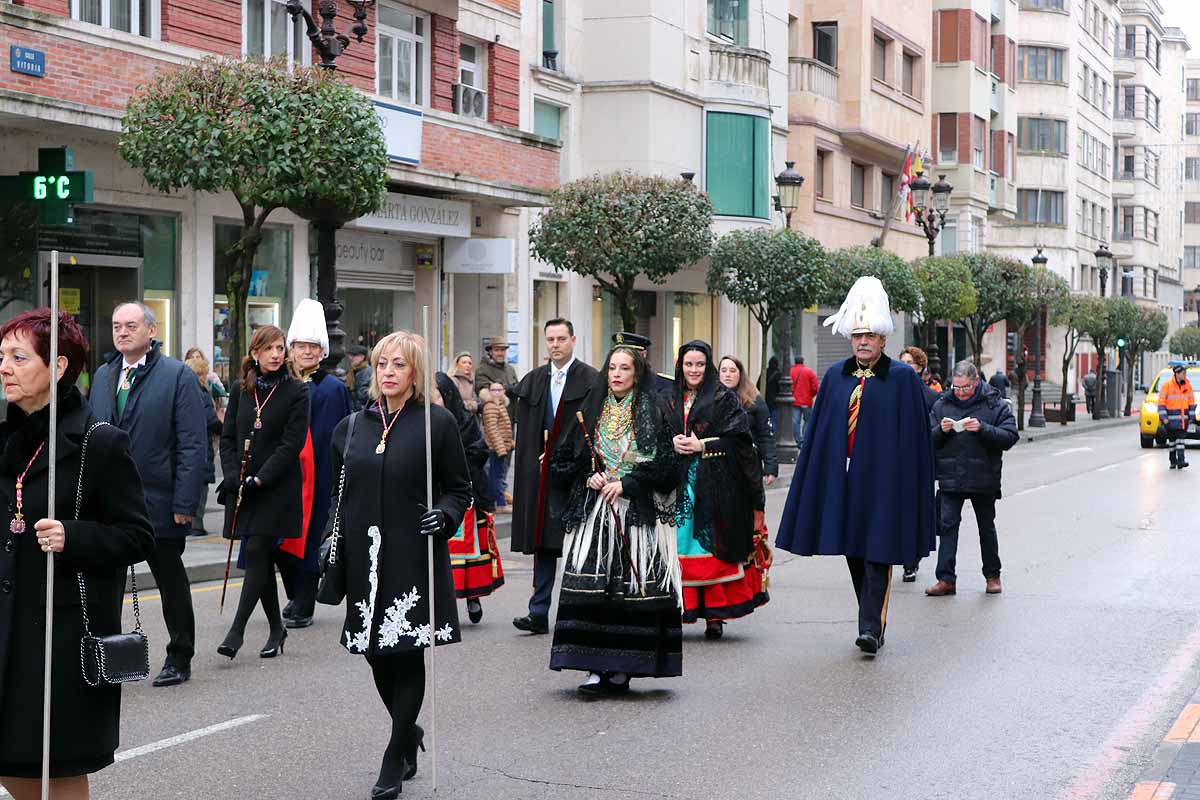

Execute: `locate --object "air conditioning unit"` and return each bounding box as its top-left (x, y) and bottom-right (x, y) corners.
top-left (453, 84), bottom-right (488, 120)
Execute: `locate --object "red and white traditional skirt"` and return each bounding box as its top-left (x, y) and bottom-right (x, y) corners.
top-left (681, 518), bottom-right (771, 624)
top-left (449, 506), bottom-right (505, 599)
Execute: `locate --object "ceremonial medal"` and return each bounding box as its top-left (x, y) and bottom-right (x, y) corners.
top-left (254, 417), bottom-right (263, 430)
top-left (10, 441), bottom-right (45, 535)
top-left (375, 440), bottom-right (386, 455)
top-left (375, 399), bottom-right (402, 455)
top-left (251, 382), bottom-right (280, 432)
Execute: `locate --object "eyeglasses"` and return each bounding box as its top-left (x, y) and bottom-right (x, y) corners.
top-left (951, 383), bottom-right (975, 394)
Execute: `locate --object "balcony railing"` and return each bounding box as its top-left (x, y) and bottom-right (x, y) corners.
top-left (453, 84), bottom-right (488, 121)
top-left (707, 43), bottom-right (771, 90)
top-left (788, 57), bottom-right (839, 102)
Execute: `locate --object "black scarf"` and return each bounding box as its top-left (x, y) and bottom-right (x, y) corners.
top-left (255, 366), bottom-right (288, 391)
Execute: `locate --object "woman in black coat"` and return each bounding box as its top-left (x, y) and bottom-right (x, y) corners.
top-left (327, 331), bottom-right (471, 799)
top-left (218, 324), bottom-right (309, 660)
top-left (0, 309), bottom-right (154, 797)
top-left (719, 355), bottom-right (779, 485)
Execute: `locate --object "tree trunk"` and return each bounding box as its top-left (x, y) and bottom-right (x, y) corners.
top-left (225, 217), bottom-right (263, 382)
top-left (1014, 354), bottom-right (1027, 431)
top-left (967, 321), bottom-right (985, 368)
top-left (1123, 347), bottom-right (1137, 417)
top-left (614, 278), bottom-right (638, 333)
top-left (758, 314), bottom-right (773, 395)
top-left (1059, 332), bottom-right (1073, 426)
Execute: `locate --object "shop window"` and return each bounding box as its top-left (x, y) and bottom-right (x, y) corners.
top-left (72, 0), bottom-right (156, 37)
top-left (534, 100), bottom-right (562, 140)
top-left (705, 112), bottom-right (770, 218)
top-left (813, 22), bottom-right (837, 68)
top-left (245, 0), bottom-right (309, 67)
top-left (213, 223), bottom-right (293, 385)
top-left (671, 293), bottom-right (716, 361)
top-left (707, 0), bottom-right (749, 46)
top-left (532, 280), bottom-right (561, 365)
top-left (377, 2), bottom-right (428, 105)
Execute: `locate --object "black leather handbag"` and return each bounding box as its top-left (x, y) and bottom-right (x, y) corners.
top-left (318, 412), bottom-right (357, 606)
top-left (76, 421), bottom-right (150, 687)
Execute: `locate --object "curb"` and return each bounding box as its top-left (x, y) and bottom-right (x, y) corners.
top-left (1018, 415), bottom-right (1137, 444)
top-left (1126, 682), bottom-right (1200, 798)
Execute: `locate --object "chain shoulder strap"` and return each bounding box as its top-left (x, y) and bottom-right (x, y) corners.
top-left (75, 421), bottom-right (142, 638)
top-left (326, 412), bottom-right (359, 567)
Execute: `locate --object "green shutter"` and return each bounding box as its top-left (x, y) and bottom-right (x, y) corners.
top-left (752, 115), bottom-right (770, 219)
top-left (735, 0), bottom-right (749, 45)
top-left (534, 100), bottom-right (561, 140)
top-left (706, 112), bottom-right (770, 219)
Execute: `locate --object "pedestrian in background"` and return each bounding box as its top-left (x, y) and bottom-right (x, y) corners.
top-left (898, 346), bottom-right (942, 583)
top-left (327, 331), bottom-right (471, 798)
top-left (435, 372), bottom-right (503, 625)
top-left (1083, 370), bottom-right (1098, 415)
top-left (1159, 364), bottom-right (1195, 470)
top-left (185, 350), bottom-right (223, 537)
top-left (451, 352), bottom-right (479, 415)
top-left (789, 355), bottom-right (819, 445)
top-left (549, 342), bottom-right (681, 695)
top-left (720, 355), bottom-right (778, 487)
top-left (926, 361), bottom-right (1018, 598)
top-left (475, 337), bottom-right (519, 506)
top-left (776, 277), bottom-right (936, 656)
top-left (91, 301), bottom-right (207, 688)
top-left (217, 324), bottom-right (309, 661)
top-left (279, 299), bottom-right (353, 630)
top-left (666, 341), bottom-right (764, 640)
top-left (764, 355), bottom-right (781, 433)
top-left (0, 309), bottom-right (154, 796)
top-left (988, 368), bottom-right (1010, 398)
top-left (510, 319), bottom-right (599, 635)
top-left (480, 382), bottom-right (514, 513)
top-left (344, 344), bottom-right (372, 411)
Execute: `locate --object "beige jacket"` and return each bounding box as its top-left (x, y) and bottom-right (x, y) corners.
top-left (480, 390), bottom-right (514, 456)
top-left (452, 371), bottom-right (479, 414)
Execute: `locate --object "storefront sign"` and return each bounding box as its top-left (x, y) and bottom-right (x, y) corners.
top-left (373, 101), bottom-right (423, 166)
top-left (414, 244), bottom-right (436, 269)
top-left (350, 192), bottom-right (471, 239)
top-left (10, 46), bottom-right (45, 78)
top-left (37, 208), bottom-right (141, 257)
top-left (58, 287), bottom-right (80, 315)
top-left (444, 238), bottom-right (515, 275)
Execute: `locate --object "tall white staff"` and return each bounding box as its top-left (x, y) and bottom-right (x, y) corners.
top-left (421, 305), bottom-right (438, 792)
top-left (41, 250), bottom-right (61, 800)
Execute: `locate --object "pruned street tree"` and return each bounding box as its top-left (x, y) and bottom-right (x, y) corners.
top-left (958, 253), bottom-right (1032, 367)
top-left (1115, 305), bottom-right (1168, 416)
top-left (1169, 326), bottom-right (1200, 359)
top-left (1076, 296), bottom-right (1120, 419)
top-left (1049, 293), bottom-right (1089, 424)
top-left (530, 172), bottom-right (715, 331)
top-left (912, 255), bottom-right (977, 379)
top-left (820, 246), bottom-right (922, 317)
top-left (1007, 266), bottom-right (1069, 430)
top-left (707, 227), bottom-right (829, 393)
top-left (120, 57), bottom-right (387, 365)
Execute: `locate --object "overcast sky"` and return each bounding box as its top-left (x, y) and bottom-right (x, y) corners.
top-left (1161, 0), bottom-right (1200, 53)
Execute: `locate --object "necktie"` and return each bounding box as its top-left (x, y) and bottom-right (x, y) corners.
top-left (551, 369), bottom-right (565, 417)
top-left (116, 366), bottom-right (137, 418)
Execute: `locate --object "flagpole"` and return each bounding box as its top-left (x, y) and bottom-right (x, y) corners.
top-left (872, 144), bottom-right (913, 249)
top-left (41, 250), bottom-right (60, 800)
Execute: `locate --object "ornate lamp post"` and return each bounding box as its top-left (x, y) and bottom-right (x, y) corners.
top-left (1028, 247), bottom-right (1048, 428)
top-left (1093, 243), bottom-right (1114, 418)
top-left (773, 162), bottom-right (805, 463)
top-left (284, 0), bottom-right (378, 369)
top-left (1095, 242), bottom-right (1112, 298)
top-left (909, 171), bottom-right (954, 378)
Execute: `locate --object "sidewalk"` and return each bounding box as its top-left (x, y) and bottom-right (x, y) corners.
top-left (1127, 686), bottom-right (1200, 800)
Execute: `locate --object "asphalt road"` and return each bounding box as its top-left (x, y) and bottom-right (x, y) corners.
top-left (73, 426), bottom-right (1200, 800)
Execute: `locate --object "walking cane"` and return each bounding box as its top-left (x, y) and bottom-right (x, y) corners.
top-left (41, 251), bottom-right (61, 800)
top-left (219, 439), bottom-right (252, 614)
top-left (421, 306), bottom-right (438, 792)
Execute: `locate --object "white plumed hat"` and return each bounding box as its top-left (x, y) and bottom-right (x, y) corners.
top-left (823, 276), bottom-right (894, 339)
top-left (287, 298), bottom-right (329, 357)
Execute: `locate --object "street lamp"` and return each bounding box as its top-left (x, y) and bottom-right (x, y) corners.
top-left (283, 0), bottom-right (378, 369)
top-left (910, 170), bottom-right (954, 379)
top-left (1028, 248), bottom-right (1048, 428)
top-left (1095, 242), bottom-right (1113, 298)
top-left (772, 161), bottom-right (805, 463)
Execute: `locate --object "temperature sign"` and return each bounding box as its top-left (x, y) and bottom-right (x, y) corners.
top-left (0, 147), bottom-right (94, 225)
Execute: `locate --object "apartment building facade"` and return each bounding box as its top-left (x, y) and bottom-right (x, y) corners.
top-left (1184, 57), bottom-right (1200, 323)
top-left (785, 0), bottom-right (930, 372)
top-left (1, 0), bottom-right (560, 383)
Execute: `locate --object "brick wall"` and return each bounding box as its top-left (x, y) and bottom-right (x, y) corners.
top-left (12, 0), bottom-right (68, 15)
top-left (309, 0), bottom-right (376, 93)
top-left (161, 0), bottom-right (241, 56)
top-left (992, 129), bottom-right (1006, 176)
top-left (992, 34), bottom-right (1007, 84)
top-left (1, 24), bottom-right (179, 111)
top-left (430, 14), bottom-right (459, 113)
top-left (486, 43), bottom-right (519, 128)
top-left (957, 112), bottom-right (971, 164)
top-left (420, 123), bottom-right (558, 193)
top-left (958, 10), bottom-right (972, 63)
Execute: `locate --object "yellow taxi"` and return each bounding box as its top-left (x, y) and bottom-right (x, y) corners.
top-left (1140, 362), bottom-right (1200, 448)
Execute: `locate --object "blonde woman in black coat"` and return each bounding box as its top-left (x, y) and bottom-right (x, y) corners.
top-left (328, 330), bottom-right (471, 799)
top-left (0, 309), bottom-right (154, 800)
top-left (218, 324), bottom-right (310, 660)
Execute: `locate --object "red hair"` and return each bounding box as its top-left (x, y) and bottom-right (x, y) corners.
top-left (0, 308), bottom-right (90, 386)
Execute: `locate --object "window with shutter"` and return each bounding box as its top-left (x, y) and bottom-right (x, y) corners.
top-left (705, 112), bottom-right (770, 218)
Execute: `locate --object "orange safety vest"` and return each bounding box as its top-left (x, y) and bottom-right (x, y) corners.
top-left (1159, 376), bottom-right (1195, 430)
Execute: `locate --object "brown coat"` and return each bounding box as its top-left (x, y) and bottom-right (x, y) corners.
top-left (480, 393), bottom-right (514, 456)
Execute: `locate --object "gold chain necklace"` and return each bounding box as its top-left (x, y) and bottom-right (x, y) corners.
top-left (600, 392), bottom-right (634, 441)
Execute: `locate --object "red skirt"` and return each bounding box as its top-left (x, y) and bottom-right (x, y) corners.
top-left (681, 525), bottom-right (771, 624)
top-left (449, 507), bottom-right (506, 599)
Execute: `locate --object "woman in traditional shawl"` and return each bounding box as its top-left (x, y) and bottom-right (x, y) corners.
top-left (665, 340), bottom-right (764, 639)
top-left (548, 343), bottom-right (681, 696)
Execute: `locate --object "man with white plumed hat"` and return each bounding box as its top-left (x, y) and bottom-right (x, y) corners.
top-left (775, 276), bottom-right (936, 656)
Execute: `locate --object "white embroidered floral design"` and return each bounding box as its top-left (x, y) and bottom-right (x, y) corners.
top-left (344, 525), bottom-right (382, 653)
top-left (376, 586), bottom-right (457, 649)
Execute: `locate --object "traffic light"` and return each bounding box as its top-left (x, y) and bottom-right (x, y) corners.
top-left (1007, 332), bottom-right (1019, 357)
top-left (1116, 337), bottom-right (1127, 348)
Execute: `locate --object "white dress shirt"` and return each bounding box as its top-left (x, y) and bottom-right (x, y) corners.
top-left (549, 356), bottom-right (576, 418)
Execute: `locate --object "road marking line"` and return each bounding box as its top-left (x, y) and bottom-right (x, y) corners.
top-left (1010, 485), bottom-right (1047, 497)
top-left (1059, 625), bottom-right (1200, 800)
top-left (1097, 463), bottom-right (1123, 472)
top-left (127, 580), bottom-right (244, 605)
top-left (1129, 781), bottom-right (1176, 800)
top-left (0, 716), bottom-right (267, 797)
top-left (1166, 704), bottom-right (1200, 742)
top-left (1052, 447), bottom-right (1093, 456)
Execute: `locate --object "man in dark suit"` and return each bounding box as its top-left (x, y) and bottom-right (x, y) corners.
top-left (89, 301), bottom-right (207, 686)
top-left (511, 319), bottom-right (599, 634)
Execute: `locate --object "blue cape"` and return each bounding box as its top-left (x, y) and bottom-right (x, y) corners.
top-left (776, 353), bottom-right (935, 565)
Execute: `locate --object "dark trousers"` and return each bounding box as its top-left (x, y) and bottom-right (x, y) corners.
top-left (1168, 430), bottom-right (1188, 466)
top-left (277, 555), bottom-right (318, 617)
top-left (936, 492), bottom-right (1001, 583)
top-left (845, 557), bottom-right (892, 639)
top-left (528, 551), bottom-right (559, 620)
top-left (146, 538), bottom-right (196, 669)
top-left (487, 452), bottom-right (511, 507)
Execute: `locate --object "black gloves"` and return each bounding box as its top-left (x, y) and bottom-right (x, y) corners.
top-left (417, 504), bottom-right (449, 537)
